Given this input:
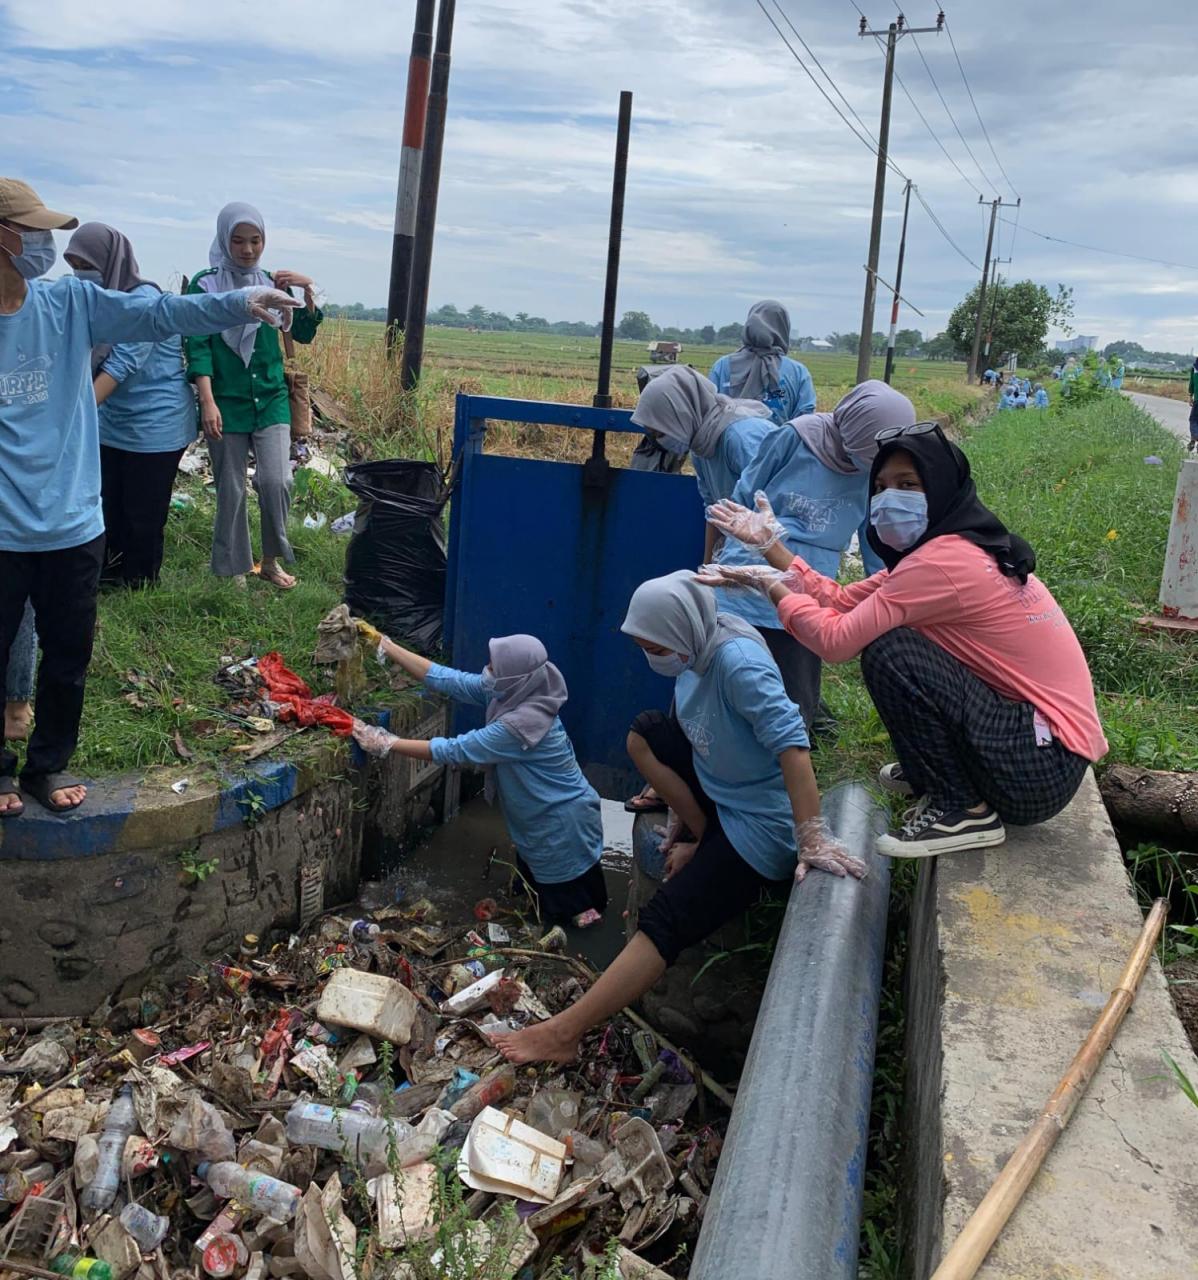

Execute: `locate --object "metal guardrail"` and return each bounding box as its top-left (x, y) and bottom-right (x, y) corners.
top-left (690, 781), bottom-right (891, 1280)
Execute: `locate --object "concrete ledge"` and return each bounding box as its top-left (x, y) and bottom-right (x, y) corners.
top-left (906, 771), bottom-right (1198, 1277)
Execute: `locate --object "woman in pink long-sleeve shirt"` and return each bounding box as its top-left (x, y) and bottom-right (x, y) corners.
top-left (701, 421), bottom-right (1107, 859)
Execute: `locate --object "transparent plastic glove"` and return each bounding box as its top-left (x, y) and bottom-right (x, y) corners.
top-left (694, 563), bottom-right (785, 595)
top-left (351, 718), bottom-right (400, 758)
top-left (705, 491), bottom-right (785, 549)
top-left (795, 816), bottom-right (868, 883)
top-left (244, 286), bottom-right (301, 328)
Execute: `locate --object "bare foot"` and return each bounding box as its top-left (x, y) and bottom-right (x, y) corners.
top-left (258, 561), bottom-right (297, 590)
top-left (51, 783), bottom-right (87, 809)
top-left (491, 1017), bottom-right (581, 1065)
top-left (0, 790), bottom-right (23, 817)
top-left (4, 701), bottom-right (32, 742)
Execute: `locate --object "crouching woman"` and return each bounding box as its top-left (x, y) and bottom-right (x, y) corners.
top-left (699, 423), bottom-right (1108, 858)
top-left (492, 571), bottom-right (863, 1065)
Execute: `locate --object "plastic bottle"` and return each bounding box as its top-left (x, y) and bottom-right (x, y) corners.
top-left (449, 1064), bottom-right (516, 1122)
top-left (49, 1254), bottom-right (114, 1280)
top-left (347, 920), bottom-right (380, 944)
top-left (80, 1085), bottom-right (137, 1214)
top-left (284, 1101), bottom-right (414, 1163)
top-left (119, 1203), bottom-right (170, 1250)
top-left (194, 1163), bottom-right (302, 1221)
top-left (348, 1082), bottom-right (385, 1117)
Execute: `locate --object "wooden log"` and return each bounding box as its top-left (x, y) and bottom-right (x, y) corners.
top-left (1098, 763), bottom-right (1198, 842)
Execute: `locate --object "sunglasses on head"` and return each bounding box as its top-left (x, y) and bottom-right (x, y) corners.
top-left (874, 420), bottom-right (942, 444)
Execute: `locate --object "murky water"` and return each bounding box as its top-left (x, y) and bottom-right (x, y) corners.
top-left (366, 796), bottom-right (635, 970)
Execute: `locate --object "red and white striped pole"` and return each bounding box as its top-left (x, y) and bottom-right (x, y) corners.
top-left (386, 0), bottom-right (435, 353)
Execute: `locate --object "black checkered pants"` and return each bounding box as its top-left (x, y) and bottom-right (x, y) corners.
top-left (861, 628), bottom-right (1089, 824)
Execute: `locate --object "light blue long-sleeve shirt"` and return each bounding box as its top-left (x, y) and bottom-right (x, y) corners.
top-left (98, 284), bottom-right (198, 454)
top-left (425, 664), bottom-right (603, 884)
top-left (673, 636), bottom-right (808, 880)
top-left (709, 355), bottom-right (816, 425)
top-left (693, 416), bottom-right (777, 508)
top-left (713, 433), bottom-right (884, 628)
top-left (0, 277), bottom-right (256, 551)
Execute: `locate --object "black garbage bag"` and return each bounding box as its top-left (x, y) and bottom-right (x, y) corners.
top-left (343, 459), bottom-right (447, 651)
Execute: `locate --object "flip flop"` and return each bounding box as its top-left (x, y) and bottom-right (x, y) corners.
top-left (21, 772), bottom-right (85, 814)
top-left (0, 776), bottom-right (23, 819)
top-left (624, 790), bottom-right (668, 815)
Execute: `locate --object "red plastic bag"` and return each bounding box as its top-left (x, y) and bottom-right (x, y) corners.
top-left (258, 652), bottom-right (355, 737)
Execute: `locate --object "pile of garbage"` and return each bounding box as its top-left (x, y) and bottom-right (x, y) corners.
top-left (0, 899), bottom-right (726, 1280)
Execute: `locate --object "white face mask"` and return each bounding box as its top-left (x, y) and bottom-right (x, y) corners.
top-left (3, 227), bottom-right (57, 280)
top-left (870, 488), bottom-right (929, 551)
top-left (73, 266), bottom-right (103, 284)
top-left (645, 651), bottom-right (689, 678)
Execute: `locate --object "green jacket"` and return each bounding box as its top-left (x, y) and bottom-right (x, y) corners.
top-left (1189, 367), bottom-right (1198, 400)
top-left (185, 270), bottom-right (322, 433)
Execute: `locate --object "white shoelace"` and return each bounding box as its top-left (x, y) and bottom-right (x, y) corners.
top-left (900, 804), bottom-right (945, 838)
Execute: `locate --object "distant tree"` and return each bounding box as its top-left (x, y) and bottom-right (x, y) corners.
top-left (826, 332), bottom-right (860, 354)
top-left (466, 304), bottom-right (489, 328)
top-left (700, 325), bottom-right (717, 345)
top-left (515, 311), bottom-right (530, 326)
top-left (716, 323), bottom-right (742, 345)
top-left (922, 332), bottom-right (959, 360)
top-left (945, 280), bottom-right (1074, 365)
top-left (617, 310), bottom-right (657, 341)
top-left (896, 327), bottom-right (923, 351)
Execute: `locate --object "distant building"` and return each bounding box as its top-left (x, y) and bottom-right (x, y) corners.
top-left (1055, 335), bottom-right (1098, 354)
top-left (798, 338), bottom-right (834, 352)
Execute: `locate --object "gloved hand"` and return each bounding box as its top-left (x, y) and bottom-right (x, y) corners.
top-left (795, 816), bottom-right (868, 883)
top-left (355, 618), bottom-right (383, 645)
top-left (694, 563), bottom-right (786, 595)
top-left (705, 491), bottom-right (784, 549)
top-left (352, 718), bottom-right (400, 758)
top-left (244, 286), bottom-right (302, 327)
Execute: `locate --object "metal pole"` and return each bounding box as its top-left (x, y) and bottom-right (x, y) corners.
top-left (689, 782), bottom-right (891, 1280)
top-left (400, 0), bottom-right (455, 392)
top-left (385, 0), bottom-right (435, 353)
top-left (856, 22), bottom-right (897, 384)
top-left (584, 89), bottom-right (632, 488)
top-left (883, 178), bottom-right (913, 385)
top-left (967, 198), bottom-right (998, 383)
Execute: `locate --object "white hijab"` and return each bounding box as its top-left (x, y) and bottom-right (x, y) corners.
top-left (206, 201), bottom-right (272, 366)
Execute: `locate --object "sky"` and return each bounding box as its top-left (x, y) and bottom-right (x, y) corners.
top-left (1, 0), bottom-right (1195, 350)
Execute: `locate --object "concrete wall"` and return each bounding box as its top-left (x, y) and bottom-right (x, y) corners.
top-left (0, 698), bottom-right (447, 1018)
top-left (905, 772), bottom-right (1198, 1278)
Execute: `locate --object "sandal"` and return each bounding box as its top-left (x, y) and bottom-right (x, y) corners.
top-left (0, 776), bottom-right (23, 819)
top-left (624, 787), bottom-right (668, 815)
top-left (21, 772), bottom-right (86, 814)
top-left (257, 563), bottom-right (297, 590)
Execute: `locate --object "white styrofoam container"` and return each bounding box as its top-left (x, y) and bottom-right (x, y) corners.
top-left (316, 969), bottom-right (419, 1045)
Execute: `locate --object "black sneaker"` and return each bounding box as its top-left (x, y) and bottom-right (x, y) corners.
top-left (876, 804), bottom-right (1005, 858)
top-left (877, 762), bottom-right (915, 797)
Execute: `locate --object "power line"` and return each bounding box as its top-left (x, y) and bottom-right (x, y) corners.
top-left (943, 17), bottom-right (1019, 199)
top-left (915, 187), bottom-right (979, 269)
top-left (999, 218), bottom-right (1198, 273)
top-left (889, 59), bottom-right (983, 197)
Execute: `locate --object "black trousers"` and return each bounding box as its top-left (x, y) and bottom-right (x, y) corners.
top-left (629, 709), bottom-right (789, 965)
top-left (861, 627), bottom-right (1088, 824)
top-left (100, 444), bottom-right (186, 587)
top-left (0, 535), bottom-right (104, 782)
top-left (758, 625), bottom-right (820, 734)
top-left (514, 854), bottom-right (609, 926)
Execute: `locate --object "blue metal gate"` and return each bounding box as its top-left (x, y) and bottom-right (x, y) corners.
top-left (445, 394), bottom-right (704, 798)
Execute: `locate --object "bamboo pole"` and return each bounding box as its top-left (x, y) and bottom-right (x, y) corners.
top-left (930, 897), bottom-right (1168, 1280)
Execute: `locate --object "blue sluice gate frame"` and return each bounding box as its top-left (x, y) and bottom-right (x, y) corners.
top-left (445, 395), bottom-right (705, 798)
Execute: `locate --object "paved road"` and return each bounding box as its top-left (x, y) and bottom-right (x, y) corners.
top-left (1124, 389), bottom-right (1192, 443)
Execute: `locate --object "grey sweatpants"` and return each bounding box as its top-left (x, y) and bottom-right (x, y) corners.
top-left (208, 423), bottom-right (294, 577)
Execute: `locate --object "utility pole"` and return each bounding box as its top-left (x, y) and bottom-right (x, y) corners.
top-left (401, 0), bottom-right (456, 392)
top-left (856, 10), bottom-right (944, 384)
top-left (385, 0), bottom-right (435, 353)
top-left (883, 178), bottom-right (913, 385)
top-left (967, 195), bottom-right (1018, 383)
top-left (982, 254), bottom-right (1010, 368)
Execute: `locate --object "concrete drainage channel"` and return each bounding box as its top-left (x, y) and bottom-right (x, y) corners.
top-left (3, 721), bottom-right (1197, 1275)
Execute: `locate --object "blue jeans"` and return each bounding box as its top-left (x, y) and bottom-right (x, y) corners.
top-left (4, 602), bottom-right (35, 704)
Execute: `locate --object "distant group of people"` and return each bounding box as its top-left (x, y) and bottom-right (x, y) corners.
top-left (981, 368), bottom-right (1048, 410)
top-left (1, 177), bottom-right (314, 816)
top-left (350, 297), bottom-right (1108, 1066)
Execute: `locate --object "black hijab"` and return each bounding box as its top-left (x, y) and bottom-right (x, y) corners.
top-left (866, 425), bottom-right (1037, 583)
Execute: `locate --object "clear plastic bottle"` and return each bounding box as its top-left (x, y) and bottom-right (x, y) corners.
top-left (285, 1101), bottom-right (414, 1163)
top-left (80, 1085), bottom-right (138, 1214)
top-left (119, 1203), bottom-right (170, 1250)
top-left (194, 1163), bottom-right (302, 1221)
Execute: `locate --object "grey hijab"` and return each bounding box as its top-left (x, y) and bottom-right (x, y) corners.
top-left (791, 380), bottom-right (915, 475)
top-left (631, 365), bottom-right (770, 459)
top-left (66, 222), bottom-right (159, 372)
top-left (725, 300), bottom-right (790, 401)
top-left (205, 201), bottom-right (272, 366)
top-left (621, 570), bottom-right (767, 677)
top-left (483, 634), bottom-right (568, 803)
